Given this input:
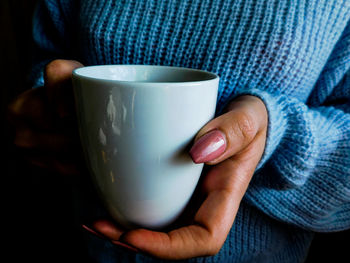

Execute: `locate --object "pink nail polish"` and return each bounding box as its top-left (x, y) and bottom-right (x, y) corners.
top-left (189, 129), bottom-right (226, 163)
top-left (81, 224), bottom-right (106, 239)
top-left (82, 225), bottom-right (139, 253)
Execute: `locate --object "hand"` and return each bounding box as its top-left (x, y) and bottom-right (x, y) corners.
top-left (7, 59), bottom-right (84, 175)
top-left (85, 95), bottom-right (268, 259)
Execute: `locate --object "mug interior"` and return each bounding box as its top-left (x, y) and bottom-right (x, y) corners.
top-left (73, 65), bottom-right (217, 83)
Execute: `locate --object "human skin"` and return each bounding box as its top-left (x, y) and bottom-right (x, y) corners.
top-left (8, 59), bottom-right (268, 260)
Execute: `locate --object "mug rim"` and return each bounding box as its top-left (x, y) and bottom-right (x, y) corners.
top-left (72, 64), bottom-right (219, 84)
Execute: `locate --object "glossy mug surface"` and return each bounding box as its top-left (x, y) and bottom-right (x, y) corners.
top-left (72, 65), bottom-right (219, 229)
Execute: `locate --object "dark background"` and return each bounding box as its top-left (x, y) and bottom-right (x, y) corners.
top-left (1, 0), bottom-right (348, 262)
top-left (2, 0), bottom-right (90, 262)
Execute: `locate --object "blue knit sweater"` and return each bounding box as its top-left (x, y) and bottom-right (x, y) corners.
top-left (31, 0), bottom-right (350, 262)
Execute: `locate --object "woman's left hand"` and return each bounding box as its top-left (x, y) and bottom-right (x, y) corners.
top-left (84, 95), bottom-right (268, 259)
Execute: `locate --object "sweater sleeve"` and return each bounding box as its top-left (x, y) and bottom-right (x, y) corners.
top-left (236, 23), bottom-right (350, 232)
top-left (30, 0), bottom-right (78, 88)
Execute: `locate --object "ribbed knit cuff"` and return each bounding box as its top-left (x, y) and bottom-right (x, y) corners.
top-left (224, 88), bottom-right (288, 170)
top-left (29, 60), bottom-right (51, 89)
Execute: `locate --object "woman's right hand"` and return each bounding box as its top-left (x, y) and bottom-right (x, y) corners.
top-left (7, 59), bottom-right (84, 175)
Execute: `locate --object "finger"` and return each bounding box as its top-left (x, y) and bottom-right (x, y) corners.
top-left (14, 127), bottom-right (77, 152)
top-left (44, 59), bottom-right (83, 118)
top-left (116, 160), bottom-right (249, 259)
top-left (90, 190), bottom-right (235, 259)
top-left (189, 95), bottom-right (267, 164)
top-left (91, 219), bottom-right (124, 240)
top-left (86, 220), bottom-right (140, 252)
top-left (201, 134), bottom-right (265, 196)
top-left (27, 156), bottom-right (82, 175)
top-left (121, 225), bottom-right (214, 259)
top-left (7, 86), bottom-right (54, 129)
top-left (92, 219), bottom-right (212, 258)
top-left (92, 146), bottom-right (260, 260)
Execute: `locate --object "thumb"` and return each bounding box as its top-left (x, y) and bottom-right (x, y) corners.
top-left (44, 59), bottom-right (84, 118)
top-left (189, 95), bottom-right (267, 164)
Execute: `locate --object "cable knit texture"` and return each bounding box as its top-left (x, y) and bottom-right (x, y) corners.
top-left (31, 0), bottom-right (350, 262)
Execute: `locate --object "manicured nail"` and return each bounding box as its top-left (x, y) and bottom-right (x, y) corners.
top-left (189, 129), bottom-right (226, 163)
top-left (82, 225), bottom-right (139, 253)
top-left (111, 240), bottom-right (140, 253)
top-left (81, 224), bottom-right (106, 239)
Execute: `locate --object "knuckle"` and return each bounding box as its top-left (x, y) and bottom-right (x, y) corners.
top-left (45, 59), bottom-right (82, 79)
top-left (7, 93), bottom-right (28, 119)
top-left (7, 88), bottom-right (48, 126)
top-left (202, 231), bottom-right (225, 256)
top-left (45, 59), bottom-right (67, 79)
top-left (206, 242), bottom-right (221, 256)
top-left (14, 129), bottom-right (35, 149)
top-left (234, 112), bottom-right (257, 141)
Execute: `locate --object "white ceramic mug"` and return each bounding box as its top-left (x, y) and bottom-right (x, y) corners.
top-left (72, 65), bottom-right (219, 229)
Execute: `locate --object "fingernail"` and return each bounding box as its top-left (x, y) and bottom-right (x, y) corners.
top-left (81, 224), bottom-right (106, 239)
top-left (111, 240), bottom-right (140, 253)
top-left (82, 225), bottom-right (139, 253)
top-left (189, 129), bottom-right (226, 163)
